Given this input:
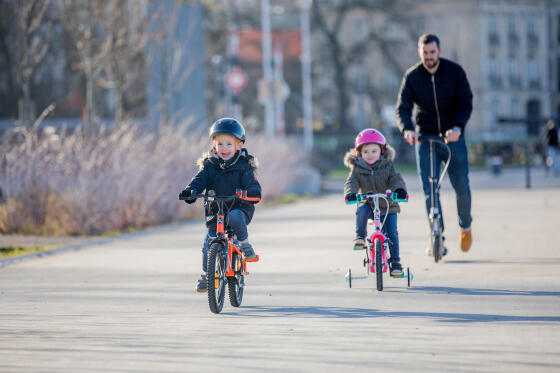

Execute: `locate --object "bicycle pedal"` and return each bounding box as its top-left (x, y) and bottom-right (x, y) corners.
top-left (390, 272), bottom-right (405, 278)
top-left (245, 255), bottom-right (259, 262)
top-left (353, 245), bottom-right (365, 251)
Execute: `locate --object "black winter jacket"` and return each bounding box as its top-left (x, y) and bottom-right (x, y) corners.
top-left (396, 58), bottom-right (473, 136)
top-left (186, 148), bottom-right (261, 225)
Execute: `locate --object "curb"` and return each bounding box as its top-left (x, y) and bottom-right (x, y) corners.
top-left (0, 221), bottom-right (195, 269)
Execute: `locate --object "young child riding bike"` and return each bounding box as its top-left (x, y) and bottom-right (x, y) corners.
top-left (344, 128), bottom-right (408, 276)
top-left (179, 118), bottom-right (262, 293)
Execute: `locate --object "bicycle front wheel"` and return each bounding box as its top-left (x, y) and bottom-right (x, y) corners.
top-left (432, 220), bottom-right (442, 263)
top-left (228, 251), bottom-right (244, 307)
top-left (207, 242), bottom-right (227, 314)
top-left (374, 238), bottom-right (383, 291)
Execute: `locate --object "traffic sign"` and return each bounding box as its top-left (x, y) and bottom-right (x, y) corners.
top-left (225, 67), bottom-right (248, 93)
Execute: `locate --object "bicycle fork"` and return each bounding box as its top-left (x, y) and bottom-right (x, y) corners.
top-left (369, 237), bottom-right (389, 274)
top-left (428, 140), bottom-right (442, 235)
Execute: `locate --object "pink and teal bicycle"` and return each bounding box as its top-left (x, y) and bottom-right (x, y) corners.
top-left (345, 191), bottom-right (412, 291)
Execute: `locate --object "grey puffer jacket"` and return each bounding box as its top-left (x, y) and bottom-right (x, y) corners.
top-left (343, 145), bottom-right (407, 214)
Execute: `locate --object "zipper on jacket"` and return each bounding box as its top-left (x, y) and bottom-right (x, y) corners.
top-left (431, 74), bottom-right (442, 135)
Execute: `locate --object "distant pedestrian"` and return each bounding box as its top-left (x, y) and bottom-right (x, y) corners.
top-left (542, 119), bottom-right (560, 176)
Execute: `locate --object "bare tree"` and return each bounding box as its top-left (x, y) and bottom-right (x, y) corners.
top-left (148, 1), bottom-right (209, 130)
top-left (8, 0), bottom-right (52, 125)
top-left (311, 0), bottom-right (415, 133)
top-left (59, 0), bottom-right (111, 126)
top-left (100, 0), bottom-right (148, 123)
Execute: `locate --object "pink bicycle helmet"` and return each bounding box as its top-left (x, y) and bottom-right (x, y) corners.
top-left (355, 128), bottom-right (386, 153)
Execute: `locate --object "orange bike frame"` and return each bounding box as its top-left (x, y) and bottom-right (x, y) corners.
top-left (215, 205), bottom-right (255, 278)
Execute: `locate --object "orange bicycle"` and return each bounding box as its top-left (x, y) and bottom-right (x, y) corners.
top-left (180, 190), bottom-right (260, 313)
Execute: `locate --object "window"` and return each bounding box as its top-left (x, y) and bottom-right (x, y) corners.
top-left (527, 15), bottom-right (535, 37)
top-left (527, 14), bottom-right (539, 47)
top-left (508, 57), bottom-right (518, 85)
top-left (508, 15), bottom-right (515, 35)
top-left (489, 57), bottom-right (497, 77)
top-left (489, 14), bottom-right (497, 34)
top-left (558, 14), bottom-right (560, 43)
top-left (491, 98), bottom-right (500, 123)
top-left (528, 58), bottom-right (537, 86)
top-left (507, 14), bottom-right (519, 46)
top-left (557, 57), bottom-right (560, 91)
top-left (488, 13), bottom-right (499, 45)
top-left (511, 98), bottom-right (520, 117)
top-left (489, 56), bottom-right (500, 87)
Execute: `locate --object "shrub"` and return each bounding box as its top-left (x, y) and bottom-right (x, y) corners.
top-left (0, 122), bottom-right (305, 235)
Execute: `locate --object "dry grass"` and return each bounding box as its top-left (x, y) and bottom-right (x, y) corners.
top-left (0, 122), bottom-right (306, 235)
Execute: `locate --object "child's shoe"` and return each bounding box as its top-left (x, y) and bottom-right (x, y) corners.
top-left (353, 238), bottom-right (365, 250)
top-left (390, 261), bottom-right (404, 277)
top-left (239, 241), bottom-right (257, 260)
top-left (196, 273), bottom-right (207, 293)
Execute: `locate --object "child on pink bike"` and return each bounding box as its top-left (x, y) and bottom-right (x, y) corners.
top-left (344, 128), bottom-right (408, 276)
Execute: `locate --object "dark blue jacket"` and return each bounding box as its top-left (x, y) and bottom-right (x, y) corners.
top-left (396, 58), bottom-right (473, 136)
top-left (186, 148), bottom-right (261, 224)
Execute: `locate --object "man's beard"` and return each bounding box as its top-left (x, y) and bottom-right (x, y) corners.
top-left (424, 58), bottom-right (439, 69)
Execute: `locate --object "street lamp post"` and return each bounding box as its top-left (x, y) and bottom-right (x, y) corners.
top-left (300, 0), bottom-right (313, 151)
top-left (261, 0), bottom-right (274, 137)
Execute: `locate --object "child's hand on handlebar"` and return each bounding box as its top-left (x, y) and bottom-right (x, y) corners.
top-left (390, 188), bottom-right (408, 202)
top-left (345, 193), bottom-right (358, 204)
top-left (179, 188), bottom-right (197, 204)
top-left (393, 188), bottom-right (408, 200)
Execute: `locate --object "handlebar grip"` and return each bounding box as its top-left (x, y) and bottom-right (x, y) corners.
top-left (243, 196), bottom-right (261, 202)
top-left (390, 192), bottom-right (409, 202)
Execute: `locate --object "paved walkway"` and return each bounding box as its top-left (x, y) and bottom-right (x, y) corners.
top-left (1, 168), bottom-right (560, 372)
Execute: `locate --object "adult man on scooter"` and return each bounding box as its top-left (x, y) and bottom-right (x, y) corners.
top-left (396, 33), bottom-right (473, 254)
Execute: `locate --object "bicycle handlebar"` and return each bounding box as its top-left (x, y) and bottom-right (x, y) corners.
top-left (345, 191), bottom-right (408, 205)
top-left (179, 190), bottom-right (260, 203)
top-left (418, 134), bottom-right (447, 143)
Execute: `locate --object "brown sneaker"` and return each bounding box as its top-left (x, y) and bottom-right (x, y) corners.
top-left (460, 229), bottom-right (472, 252)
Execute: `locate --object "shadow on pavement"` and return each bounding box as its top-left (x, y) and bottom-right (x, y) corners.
top-left (409, 286), bottom-right (560, 297)
top-left (445, 259), bottom-right (560, 265)
top-left (232, 306), bottom-right (560, 323)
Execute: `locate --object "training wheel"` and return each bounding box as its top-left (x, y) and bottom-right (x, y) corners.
top-left (345, 268), bottom-right (352, 288)
top-left (407, 267), bottom-right (412, 287)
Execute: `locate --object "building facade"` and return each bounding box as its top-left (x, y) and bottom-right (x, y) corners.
top-left (393, 0), bottom-right (560, 140)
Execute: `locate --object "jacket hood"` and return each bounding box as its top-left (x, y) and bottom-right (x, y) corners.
top-left (343, 145), bottom-right (396, 169)
top-left (197, 148), bottom-right (258, 172)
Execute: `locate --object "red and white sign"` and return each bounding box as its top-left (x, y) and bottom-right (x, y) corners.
top-left (225, 67), bottom-right (248, 93)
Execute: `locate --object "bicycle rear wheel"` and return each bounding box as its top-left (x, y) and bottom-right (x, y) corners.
top-left (228, 252), bottom-right (244, 307)
top-left (207, 242), bottom-right (227, 313)
top-left (374, 238), bottom-right (383, 291)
